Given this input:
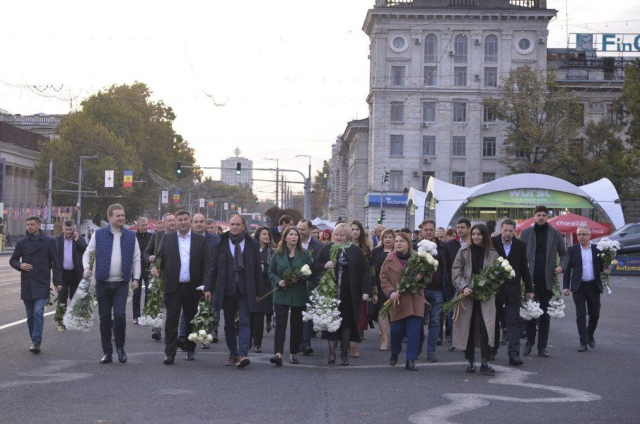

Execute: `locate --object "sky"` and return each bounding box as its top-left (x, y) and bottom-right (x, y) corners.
top-left (1, 0), bottom-right (638, 201)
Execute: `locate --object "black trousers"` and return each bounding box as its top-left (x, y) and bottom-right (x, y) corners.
top-left (465, 300), bottom-right (491, 362)
top-left (251, 312), bottom-right (266, 347)
top-left (494, 300), bottom-right (521, 356)
top-left (273, 303), bottom-right (303, 355)
top-left (572, 282), bottom-right (601, 345)
top-left (164, 284), bottom-right (198, 356)
top-left (60, 269), bottom-right (80, 306)
top-left (526, 282), bottom-right (553, 349)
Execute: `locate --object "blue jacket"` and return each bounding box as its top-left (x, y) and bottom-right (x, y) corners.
top-left (10, 230), bottom-right (62, 300)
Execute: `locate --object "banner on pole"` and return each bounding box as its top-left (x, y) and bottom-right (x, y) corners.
top-left (199, 198), bottom-right (205, 208)
top-left (105, 170), bottom-right (114, 188)
top-left (123, 170), bottom-right (133, 188)
top-left (161, 190), bottom-right (169, 204)
top-left (173, 190), bottom-right (180, 204)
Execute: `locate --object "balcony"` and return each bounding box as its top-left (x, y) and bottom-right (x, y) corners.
top-left (377, 0), bottom-right (546, 7)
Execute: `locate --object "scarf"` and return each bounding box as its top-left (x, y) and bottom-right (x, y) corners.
top-left (394, 250), bottom-right (411, 270)
top-left (230, 231), bottom-right (245, 272)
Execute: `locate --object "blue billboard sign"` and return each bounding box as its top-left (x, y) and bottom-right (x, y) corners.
top-left (366, 194), bottom-right (408, 208)
top-left (611, 255), bottom-right (640, 276)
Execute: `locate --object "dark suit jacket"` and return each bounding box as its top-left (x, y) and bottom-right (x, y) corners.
top-left (144, 230), bottom-right (166, 264)
top-left (563, 244), bottom-right (604, 293)
top-left (270, 226), bottom-right (283, 246)
top-left (10, 230), bottom-right (62, 300)
top-left (154, 231), bottom-right (213, 295)
top-left (491, 235), bottom-right (533, 303)
top-left (55, 234), bottom-right (87, 283)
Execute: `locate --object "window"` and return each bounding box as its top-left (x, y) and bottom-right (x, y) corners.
top-left (453, 102), bottom-right (467, 123)
top-left (424, 34), bottom-right (438, 62)
top-left (424, 66), bottom-right (437, 86)
top-left (578, 104), bottom-right (585, 126)
top-left (391, 66), bottom-right (405, 86)
top-left (391, 102), bottom-right (404, 122)
top-left (518, 38), bottom-right (531, 51)
top-left (484, 67), bottom-right (498, 87)
top-left (484, 35), bottom-right (498, 62)
top-left (390, 135), bottom-right (404, 156)
top-left (567, 69), bottom-right (588, 80)
top-left (389, 170), bottom-right (403, 191)
top-left (454, 67), bottom-right (467, 86)
top-left (422, 102), bottom-right (436, 123)
top-left (392, 36), bottom-right (406, 50)
top-left (423, 136), bottom-right (436, 156)
top-left (482, 172), bottom-right (496, 183)
top-left (607, 103), bottom-right (623, 124)
top-left (452, 171), bottom-right (466, 187)
top-left (515, 37), bottom-right (535, 54)
top-left (421, 171), bottom-right (435, 191)
top-left (483, 137), bottom-right (496, 157)
top-left (454, 34), bottom-right (467, 63)
top-left (483, 104), bottom-right (497, 122)
top-left (453, 136), bottom-right (466, 156)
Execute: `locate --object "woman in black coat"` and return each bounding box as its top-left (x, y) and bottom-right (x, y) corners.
top-left (312, 223), bottom-right (372, 366)
top-left (252, 227), bottom-right (275, 353)
top-left (371, 228), bottom-right (395, 350)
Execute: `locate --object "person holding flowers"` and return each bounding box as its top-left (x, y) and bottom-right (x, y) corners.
top-left (350, 220), bottom-right (375, 358)
top-left (379, 232), bottom-right (426, 371)
top-left (312, 223), bottom-right (371, 366)
top-left (251, 226), bottom-right (275, 353)
top-left (372, 228), bottom-right (395, 350)
top-left (267, 227), bottom-right (313, 366)
top-left (562, 226), bottom-right (610, 352)
top-left (451, 223), bottom-right (500, 375)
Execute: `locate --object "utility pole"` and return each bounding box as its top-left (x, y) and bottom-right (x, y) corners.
top-left (265, 158), bottom-right (279, 208)
top-left (296, 155), bottom-right (312, 220)
top-left (47, 160), bottom-right (53, 235)
top-left (77, 155), bottom-right (98, 229)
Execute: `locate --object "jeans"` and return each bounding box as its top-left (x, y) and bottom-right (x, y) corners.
top-left (96, 281), bottom-right (129, 354)
top-left (425, 290), bottom-right (444, 353)
top-left (132, 277), bottom-right (149, 318)
top-left (391, 316), bottom-right (422, 361)
top-left (301, 319), bottom-right (314, 349)
top-left (24, 298), bottom-right (48, 344)
top-left (222, 293), bottom-right (250, 356)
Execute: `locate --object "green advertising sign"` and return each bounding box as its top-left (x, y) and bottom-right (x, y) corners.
top-left (467, 189), bottom-right (592, 209)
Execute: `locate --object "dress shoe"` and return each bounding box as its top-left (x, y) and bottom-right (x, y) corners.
top-left (427, 352), bottom-right (438, 363)
top-left (29, 343), bottom-right (41, 354)
top-left (466, 362), bottom-right (476, 373)
top-left (99, 354), bottom-right (113, 364)
top-left (390, 353), bottom-right (398, 366)
top-left (405, 360), bottom-right (418, 371)
top-left (508, 354), bottom-right (524, 366)
top-left (523, 343), bottom-right (532, 356)
top-left (132, 318), bottom-right (139, 325)
top-left (201, 343), bottom-right (210, 350)
top-left (538, 348), bottom-right (550, 357)
top-left (151, 330), bottom-right (161, 341)
top-left (290, 354), bottom-right (299, 364)
top-left (588, 337), bottom-right (595, 349)
top-left (211, 328), bottom-right (219, 343)
top-left (225, 354), bottom-right (238, 366)
top-left (186, 351), bottom-right (195, 361)
top-left (163, 355), bottom-right (175, 365)
top-left (340, 351), bottom-right (349, 366)
top-left (578, 344), bottom-right (588, 352)
top-left (116, 348), bottom-right (127, 363)
top-left (480, 362), bottom-right (496, 375)
top-left (254, 345), bottom-right (262, 353)
top-left (236, 355), bottom-right (250, 368)
top-left (303, 346), bottom-right (313, 356)
top-left (488, 352), bottom-right (496, 362)
top-left (270, 355), bottom-right (283, 366)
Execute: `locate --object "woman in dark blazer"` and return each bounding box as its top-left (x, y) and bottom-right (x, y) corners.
top-left (252, 227), bottom-right (275, 353)
top-left (312, 223), bottom-right (371, 366)
top-left (268, 227), bottom-right (313, 366)
top-left (372, 228), bottom-right (395, 350)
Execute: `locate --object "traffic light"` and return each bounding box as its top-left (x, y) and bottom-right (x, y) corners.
top-left (382, 171), bottom-right (389, 184)
top-left (379, 210), bottom-right (386, 224)
top-left (236, 162), bottom-right (241, 175)
top-left (176, 162), bottom-right (182, 174)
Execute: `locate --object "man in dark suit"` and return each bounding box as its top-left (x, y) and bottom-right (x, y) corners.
top-left (133, 217), bottom-right (152, 324)
top-left (520, 205), bottom-right (569, 357)
top-left (151, 210), bottom-right (213, 364)
top-left (54, 220), bottom-right (87, 313)
top-left (270, 214), bottom-right (293, 246)
top-left (10, 215), bottom-right (62, 354)
top-left (297, 218), bottom-right (324, 355)
top-left (491, 219), bottom-right (533, 365)
top-left (144, 212), bottom-right (176, 340)
top-left (563, 226), bottom-right (609, 352)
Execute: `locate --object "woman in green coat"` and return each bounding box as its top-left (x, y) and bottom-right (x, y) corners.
top-left (268, 226), bottom-right (313, 366)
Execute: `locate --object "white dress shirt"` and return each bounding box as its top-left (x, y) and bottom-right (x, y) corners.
top-left (178, 230), bottom-right (191, 283)
top-left (580, 245), bottom-right (595, 281)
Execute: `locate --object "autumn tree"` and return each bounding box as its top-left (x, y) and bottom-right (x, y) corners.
top-left (621, 59), bottom-right (640, 148)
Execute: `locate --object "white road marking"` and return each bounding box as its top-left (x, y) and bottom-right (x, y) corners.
top-left (0, 280), bottom-right (20, 287)
top-left (0, 360), bottom-right (92, 389)
top-left (0, 311), bottom-right (55, 330)
top-left (408, 364), bottom-right (601, 424)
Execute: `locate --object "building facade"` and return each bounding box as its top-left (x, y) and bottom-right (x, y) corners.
top-left (0, 111), bottom-right (63, 139)
top-left (221, 156), bottom-right (253, 187)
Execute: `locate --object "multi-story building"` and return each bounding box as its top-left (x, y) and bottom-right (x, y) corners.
top-left (221, 155), bottom-right (253, 188)
top-left (0, 110), bottom-right (63, 139)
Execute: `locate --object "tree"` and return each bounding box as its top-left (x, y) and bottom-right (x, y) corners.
top-left (621, 59), bottom-right (640, 148)
top-left (264, 206), bottom-right (302, 227)
top-left (486, 66), bottom-right (581, 175)
top-left (35, 83), bottom-right (196, 220)
top-left (311, 160), bottom-right (330, 218)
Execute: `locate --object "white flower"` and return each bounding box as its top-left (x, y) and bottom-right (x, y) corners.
top-left (207, 334), bottom-right (213, 341)
top-left (505, 265), bottom-right (513, 273)
top-left (300, 264), bottom-right (312, 276)
top-left (198, 329), bottom-right (206, 337)
top-left (509, 270), bottom-right (516, 278)
top-left (496, 257), bottom-right (504, 263)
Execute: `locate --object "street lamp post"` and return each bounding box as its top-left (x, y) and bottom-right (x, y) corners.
top-left (77, 155), bottom-right (98, 229)
top-left (296, 155), bottom-right (312, 220)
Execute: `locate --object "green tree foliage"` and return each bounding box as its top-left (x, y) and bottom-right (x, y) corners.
top-left (35, 82), bottom-right (196, 220)
top-left (312, 160), bottom-right (330, 218)
top-left (486, 66), bottom-right (581, 175)
top-left (264, 206), bottom-right (303, 227)
top-left (621, 59), bottom-right (640, 147)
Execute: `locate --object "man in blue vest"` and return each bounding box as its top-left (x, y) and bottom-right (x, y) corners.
top-left (83, 204), bottom-right (141, 364)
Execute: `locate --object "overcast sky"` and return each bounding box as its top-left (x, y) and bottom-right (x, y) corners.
top-left (1, 0), bottom-right (638, 200)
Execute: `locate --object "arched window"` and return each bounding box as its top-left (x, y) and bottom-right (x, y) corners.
top-left (454, 34), bottom-right (467, 63)
top-left (485, 34), bottom-right (498, 62)
top-left (424, 34), bottom-right (438, 62)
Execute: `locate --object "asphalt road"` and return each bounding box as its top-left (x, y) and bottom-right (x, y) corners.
top-left (1, 255), bottom-right (639, 424)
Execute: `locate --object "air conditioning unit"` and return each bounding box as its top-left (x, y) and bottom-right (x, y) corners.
top-left (449, 51), bottom-right (455, 56)
top-left (474, 38), bottom-right (481, 45)
top-left (570, 52), bottom-right (579, 59)
top-left (423, 157), bottom-right (430, 164)
top-left (422, 122), bottom-right (430, 128)
top-left (482, 123), bottom-right (490, 129)
top-left (413, 171), bottom-right (419, 177)
top-left (413, 37), bottom-right (421, 45)
top-left (474, 74), bottom-right (481, 81)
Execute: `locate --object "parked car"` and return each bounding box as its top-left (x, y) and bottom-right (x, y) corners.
top-left (592, 222), bottom-right (640, 255)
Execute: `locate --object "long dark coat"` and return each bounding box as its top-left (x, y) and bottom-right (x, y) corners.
top-left (10, 230), bottom-right (62, 300)
top-left (255, 246), bottom-right (274, 314)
